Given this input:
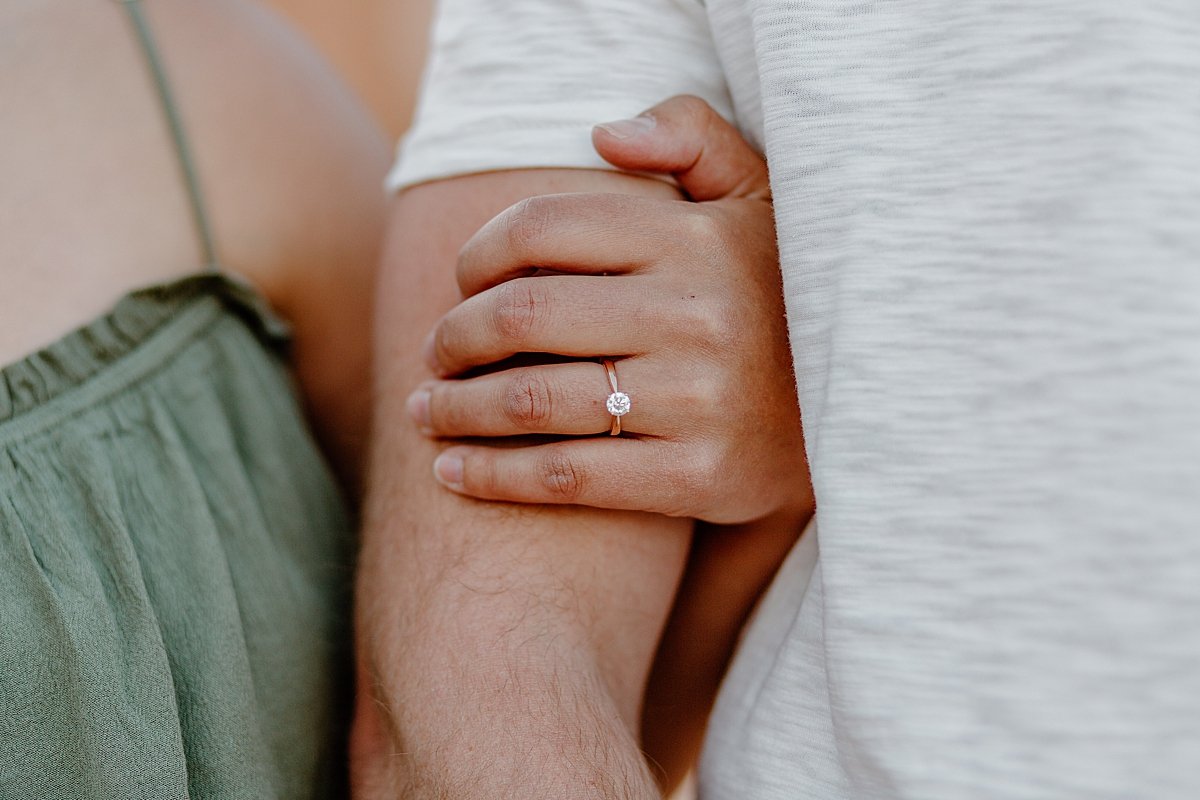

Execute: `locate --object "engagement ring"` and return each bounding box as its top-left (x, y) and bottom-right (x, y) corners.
top-left (602, 359), bottom-right (630, 436)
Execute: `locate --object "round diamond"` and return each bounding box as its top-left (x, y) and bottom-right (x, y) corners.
top-left (606, 391), bottom-right (631, 417)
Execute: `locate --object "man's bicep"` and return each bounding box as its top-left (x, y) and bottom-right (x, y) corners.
top-left (368, 168), bottom-right (688, 667)
top-left (356, 169), bottom-right (690, 796)
top-left (391, 0), bottom-right (730, 190)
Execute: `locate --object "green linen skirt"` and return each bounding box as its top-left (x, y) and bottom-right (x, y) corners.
top-left (0, 275), bottom-right (354, 799)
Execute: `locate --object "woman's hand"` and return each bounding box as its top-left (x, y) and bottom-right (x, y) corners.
top-left (406, 96), bottom-right (811, 525)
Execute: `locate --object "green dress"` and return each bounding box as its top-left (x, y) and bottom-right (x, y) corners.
top-left (0, 4), bottom-right (354, 798)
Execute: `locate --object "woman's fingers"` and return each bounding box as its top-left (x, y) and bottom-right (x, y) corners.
top-left (431, 439), bottom-right (704, 517)
top-left (408, 358), bottom-right (677, 438)
top-left (425, 275), bottom-right (660, 377)
top-left (456, 192), bottom-right (690, 297)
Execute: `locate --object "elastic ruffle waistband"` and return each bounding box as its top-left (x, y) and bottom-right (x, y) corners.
top-left (0, 273), bottom-right (289, 427)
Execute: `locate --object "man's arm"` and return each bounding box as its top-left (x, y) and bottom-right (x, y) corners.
top-left (353, 168), bottom-right (691, 799)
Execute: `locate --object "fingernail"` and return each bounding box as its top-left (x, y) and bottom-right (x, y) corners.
top-left (406, 388), bottom-right (432, 432)
top-left (421, 332), bottom-right (441, 374)
top-left (433, 451), bottom-right (464, 490)
top-left (595, 114), bottom-right (656, 140)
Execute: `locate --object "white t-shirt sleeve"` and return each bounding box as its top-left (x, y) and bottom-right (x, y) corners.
top-left (387, 0), bottom-right (732, 191)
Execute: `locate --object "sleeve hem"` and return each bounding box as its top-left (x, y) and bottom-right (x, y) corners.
top-left (386, 125), bottom-right (617, 193)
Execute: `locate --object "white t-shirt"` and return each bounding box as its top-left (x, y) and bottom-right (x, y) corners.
top-left (391, 2), bottom-right (1200, 797)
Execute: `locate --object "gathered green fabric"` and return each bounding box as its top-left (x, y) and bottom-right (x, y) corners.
top-left (0, 275), bottom-right (354, 799)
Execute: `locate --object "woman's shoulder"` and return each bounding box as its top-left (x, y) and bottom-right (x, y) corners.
top-left (0, 0), bottom-right (390, 361)
top-left (154, 0), bottom-right (391, 299)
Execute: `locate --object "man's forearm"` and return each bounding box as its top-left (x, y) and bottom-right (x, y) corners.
top-left (353, 170), bottom-right (691, 798)
top-left (355, 504), bottom-right (674, 798)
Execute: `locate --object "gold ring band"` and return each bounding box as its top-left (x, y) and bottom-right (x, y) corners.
top-left (602, 359), bottom-right (631, 436)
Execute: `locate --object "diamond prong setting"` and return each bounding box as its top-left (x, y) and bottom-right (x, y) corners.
top-left (606, 391), bottom-right (631, 417)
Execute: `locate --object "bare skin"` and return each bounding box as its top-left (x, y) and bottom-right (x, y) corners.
top-left (403, 97), bottom-right (813, 790)
top-left (355, 98), bottom-right (811, 796)
top-left (0, 0), bottom-right (390, 486)
top-left (354, 167), bottom-right (690, 799)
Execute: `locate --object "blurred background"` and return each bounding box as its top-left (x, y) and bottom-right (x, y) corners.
top-left (265, 0), bottom-right (431, 139)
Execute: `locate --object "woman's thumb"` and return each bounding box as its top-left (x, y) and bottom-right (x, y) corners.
top-left (592, 95), bottom-right (769, 202)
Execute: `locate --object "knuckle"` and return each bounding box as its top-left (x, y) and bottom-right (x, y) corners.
top-left (491, 279), bottom-right (544, 344)
top-left (680, 292), bottom-right (740, 352)
top-left (663, 94), bottom-right (712, 126)
top-left (538, 450), bottom-right (584, 502)
top-left (500, 370), bottom-right (554, 430)
top-left (503, 196), bottom-right (556, 255)
top-left (676, 93), bottom-right (711, 115)
top-left (679, 209), bottom-right (727, 253)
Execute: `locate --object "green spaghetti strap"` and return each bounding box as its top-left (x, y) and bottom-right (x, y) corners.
top-left (119, 0), bottom-right (219, 270)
